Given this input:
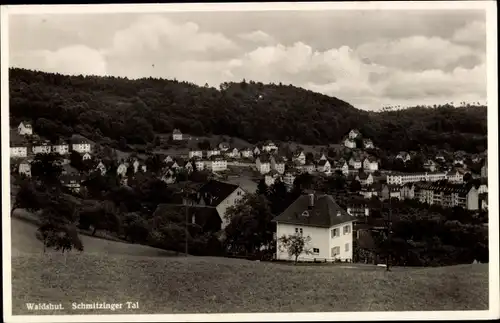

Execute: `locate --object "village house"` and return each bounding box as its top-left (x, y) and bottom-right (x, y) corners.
top-left (18, 121), bottom-right (33, 136)
top-left (82, 152), bottom-right (92, 161)
top-left (292, 151), bottom-right (306, 165)
top-left (400, 183), bottom-right (416, 200)
top-left (395, 151), bottom-right (411, 162)
top-left (362, 157), bottom-right (378, 172)
top-left (192, 158), bottom-right (205, 171)
top-left (206, 149), bottom-right (221, 158)
top-left (333, 160), bottom-right (349, 176)
top-left (166, 160), bottom-right (180, 171)
top-left (415, 182), bottom-right (479, 211)
top-left (348, 129), bottom-right (361, 140)
top-left (265, 170), bottom-right (282, 186)
top-left (355, 172), bottom-right (374, 186)
top-left (344, 138), bottom-right (356, 149)
top-left (72, 139), bottom-right (91, 154)
top-left (184, 161), bottom-right (194, 173)
top-left (423, 159), bottom-right (437, 172)
top-left (447, 170), bottom-right (464, 183)
top-left (116, 162), bottom-right (128, 177)
top-left (386, 171), bottom-right (451, 185)
top-left (270, 156), bottom-right (286, 174)
top-left (262, 141), bottom-right (278, 153)
top-left (164, 155), bottom-right (174, 163)
top-left (189, 150), bottom-right (203, 159)
top-left (95, 161), bottom-right (107, 175)
top-left (477, 180), bottom-right (488, 194)
top-left (283, 171), bottom-right (297, 191)
top-left (349, 157), bottom-right (362, 170)
top-left (205, 156), bottom-right (228, 172)
top-left (32, 141), bottom-right (52, 154)
top-left (226, 147), bottom-right (241, 159)
top-left (241, 148), bottom-right (254, 159)
top-left (218, 142), bottom-right (230, 152)
top-left (10, 145), bottom-right (28, 158)
top-left (381, 184), bottom-right (402, 200)
top-left (301, 162), bottom-right (315, 174)
top-left (319, 153), bottom-right (327, 161)
top-left (60, 174), bottom-right (82, 193)
top-left (188, 180), bottom-right (246, 228)
top-left (172, 129), bottom-right (183, 141)
top-left (256, 155), bottom-right (271, 174)
top-left (316, 159), bottom-right (331, 173)
top-left (359, 185), bottom-right (379, 199)
top-left (18, 160), bottom-right (32, 177)
top-left (52, 141), bottom-right (70, 155)
top-left (363, 139), bottom-right (375, 149)
top-left (273, 193), bottom-right (356, 262)
top-left (161, 170), bottom-right (176, 184)
top-left (346, 201), bottom-right (370, 218)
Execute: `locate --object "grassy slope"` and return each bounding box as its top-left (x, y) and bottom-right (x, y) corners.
top-left (10, 217), bottom-right (489, 315)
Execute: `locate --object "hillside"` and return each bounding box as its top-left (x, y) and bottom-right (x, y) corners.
top-left (9, 68), bottom-right (487, 153)
top-left (10, 217), bottom-right (489, 314)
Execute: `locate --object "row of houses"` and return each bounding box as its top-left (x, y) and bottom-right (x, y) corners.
top-left (343, 129), bottom-right (375, 149)
top-left (386, 170), bottom-right (464, 185)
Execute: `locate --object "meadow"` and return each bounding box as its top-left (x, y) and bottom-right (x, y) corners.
top-left (10, 216), bottom-right (489, 315)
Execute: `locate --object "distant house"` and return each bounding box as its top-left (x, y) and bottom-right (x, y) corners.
top-left (164, 155), bottom-right (174, 163)
top-left (218, 142), bottom-right (230, 152)
top-left (153, 204), bottom-right (222, 234)
top-left (435, 154), bottom-right (446, 162)
top-left (265, 170), bottom-right (282, 186)
top-left (32, 141), bottom-right (52, 155)
top-left (206, 149), bottom-right (221, 159)
top-left (10, 145), bottom-right (28, 158)
top-left (423, 160), bottom-right (437, 172)
top-left (227, 148), bottom-right (241, 159)
top-left (256, 155), bottom-right (271, 174)
top-left (334, 160), bottom-right (349, 176)
top-left (273, 193), bottom-right (356, 262)
top-left (349, 157), bottom-right (362, 170)
top-left (344, 138), bottom-right (356, 149)
top-left (316, 159), bottom-right (332, 173)
top-left (116, 163), bottom-right (128, 177)
top-left (241, 148), bottom-right (254, 159)
top-left (190, 180), bottom-right (246, 228)
top-left (189, 150), bottom-right (203, 159)
top-left (355, 172), bottom-right (374, 186)
top-left (172, 129), bottom-right (183, 141)
top-left (348, 129), bottom-right (361, 140)
top-left (346, 202), bottom-right (370, 218)
top-left (253, 147), bottom-right (261, 156)
top-left (193, 158), bottom-right (205, 171)
top-left (283, 171), bottom-right (297, 191)
top-left (262, 141), bottom-right (278, 153)
top-left (396, 151), bottom-right (411, 162)
top-left (18, 161), bottom-right (32, 177)
top-left (60, 174), bottom-right (82, 193)
top-left (18, 121), bottom-right (33, 136)
top-left (477, 180), bottom-right (488, 194)
top-left (415, 182), bottom-right (479, 211)
top-left (161, 171), bottom-right (176, 184)
top-left (319, 153), bottom-right (327, 161)
top-left (270, 156), bottom-right (286, 174)
top-left (362, 157), bottom-right (378, 172)
top-left (52, 141), bottom-right (70, 155)
top-left (205, 156), bottom-right (228, 172)
top-left (386, 171), bottom-right (449, 185)
top-left (400, 183), bottom-right (416, 200)
top-left (302, 162), bottom-right (315, 174)
top-left (166, 160), bottom-right (180, 171)
top-left (82, 152), bottom-right (92, 161)
top-left (72, 139), bottom-right (91, 154)
top-left (292, 151), bottom-right (306, 165)
top-left (95, 161), bottom-right (107, 175)
top-left (381, 184), bottom-right (402, 200)
top-left (363, 139), bottom-right (374, 149)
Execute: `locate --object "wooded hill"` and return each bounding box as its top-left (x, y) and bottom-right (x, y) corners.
top-left (9, 68), bottom-right (487, 154)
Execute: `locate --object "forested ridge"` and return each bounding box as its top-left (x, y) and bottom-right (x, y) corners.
top-left (9, 68), bottom-right (487, 153)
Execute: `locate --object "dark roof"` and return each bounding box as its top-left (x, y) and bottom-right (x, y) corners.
top-left (154, 204), bottom-right (222, 233)
top-left (317, 160), bottom-right (329, 166)
top-left (273, 194), bottom-right (356, 228)
top-left (414, 181), bottom-right (471, 195)
top-left (20, 121), bottom-right (32, 128)
top-left (173, 129), bottom-right (182, 134)
top-left (198, 180), bottom-right (240, 207)
top-left (357, 172), bottom-right (370, 180)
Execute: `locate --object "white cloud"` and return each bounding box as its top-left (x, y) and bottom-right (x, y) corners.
top-left (238, 30), bottom-right (276, 45)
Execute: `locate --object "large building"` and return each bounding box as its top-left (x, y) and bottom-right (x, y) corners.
top-left (414, 182), bottom-right (479, 211)
top-left (386, 171), bottom-right (461, 185)
top-left (273, 193), bottom-right (356, 262)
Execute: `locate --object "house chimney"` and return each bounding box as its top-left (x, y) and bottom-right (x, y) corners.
top-left (308, 193), bottom-right (314, 209)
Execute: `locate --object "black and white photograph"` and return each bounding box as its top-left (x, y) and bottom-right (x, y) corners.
top-left (1, 2), bottom-right (499, 322)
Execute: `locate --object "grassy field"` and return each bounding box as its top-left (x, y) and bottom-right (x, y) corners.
top-left (10, 217), bottom-right (489, 315)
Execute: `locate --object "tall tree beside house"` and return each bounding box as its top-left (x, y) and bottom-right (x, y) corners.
top-left (30, 153), bottom-right (63, 188)
top-left (224, 194), bottom-right (275, 256)
top-left (11, 180), bottom-right (47, 216)
top-left (278, 233), bottom-right (312, 264)
top-left (256, 178), bottom-right (268, 196)
top-left (267, 180), bottom-right (291, 216)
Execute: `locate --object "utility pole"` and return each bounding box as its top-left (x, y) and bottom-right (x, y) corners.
top-left (386, 196), bottom-right (392, 272)
top-left (184, 188), bottom-right (190, 257)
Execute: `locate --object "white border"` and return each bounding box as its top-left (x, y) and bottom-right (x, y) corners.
top-left (1, 2), bottom-right (499, 322)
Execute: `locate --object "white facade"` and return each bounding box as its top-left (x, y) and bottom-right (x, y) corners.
top-left (363, 139), bottom-right (374, 149)
top-left (10, 146), bottom-right (27, 158)
top-left (72, 143), bottom-right (91, 154)
top-left (117, 164), bottom-right (128, 177)
top-left (52, 144), bottom-right (69, 155)
top-left (241, 149), bottom-right (253, 159)
top-left (363, 158), bottom-right (379, 172)
top-left (96, 162), bottom-right (107, 175)
top-left (189, 150), bottom-right (203, 159)
top-left (206, 149), bottom-right (221, 158)
top-left (271, 157), bottom-right (285, 174)
top-left (293, 152), bottom-right (306, 165)
top-left (276, 221), bottom-right (354, 262)
top-left (348, 129), bottom-right (360, 139)
top-left (478, 184), bottom-right (488, 194)
top-left (256, 158), bottom-right (271, 174)
top-left (344, 139), bottom-right (356, 149)
top-left (82, 152), bottom-right (92, 160)
top-left (216, 187), bottom-right (246, 228)
top-left (387, 172), bottom-right (450, 185)
top-left (19, 162), bottom-right (31, 177)
top-left (18, 122), bottom-right (33, 136)
top-left (195, 160), bottom-right (205, 171)
top-left (205, 159), bottom-right (228, 172)
top-left (262, 142), bottom-right (278, 152)
top-left (283, 172), bottom-right (296, 189)
top-left (349, 158), bottom-right (362, 169)
top-left (33, 144), bottom-right (51, 154)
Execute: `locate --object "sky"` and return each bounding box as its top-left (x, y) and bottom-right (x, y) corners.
top-left (8, 8), bottom-right (488, 111)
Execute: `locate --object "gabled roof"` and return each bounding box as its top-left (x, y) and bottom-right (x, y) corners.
top-left (19, 121), bottom-right (32, 128)
top-left (173, 129), bottom-right (182, 134)
top-left (357, 172), bottom-right (370, 180)
top-left (273, 194), bottom-right (356, 228)
top-left (317, 160), bottom-right (329, 166)
top-left (198, 180), bottom-right (240, 207)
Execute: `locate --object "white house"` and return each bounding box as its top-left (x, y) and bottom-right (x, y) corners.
top-left (95, 161), bottom-right (107, 175)
top-left (253, 147), bottom-right (261, 156)
top-left (52, 142), bottom-right (70, 155)
top-left (270, 156), bottom-right (286, 174)
top-left (292, 151), bottom-right (306, 165)
top-left (319, 153), bottom-right (327, 161)
top-left (206, 149), bottom-right (221, 158)
top-left (72, 140), bottom-right (91, 154)
top-left (241, 148), bottom-right (254, 159)
top-left (477, 182), bottom-right (488, 194)
top-left (363, 157), bottom-right (378, 172)
top-left (423, 160), bottom-right (437, 172)
top-left (356, 173), bottom-right (374, 186)
top-left (18, 161), bottom-right (32, 177)
top-left (116, 163), bottom-right (128, 177)
top-left (265, 171), bottom-right (282, 186)
top-left (396, 151), bottom-right (411, 162)
top-left (189, 150), bottom-right (203, 159)
top-left (227, 148), bottom-right (241, 159)
top-left (10, 146), bottom-right (28, 158)
top-left (363, 139), bottom-right (375, 149)
top-left (256, 155), bottom-right (271, 174)
top-left (344, 138), bottom-right (356, 149)
top-left (32, 142), bottom-right (52, 154)
top-left (273, 193), bottom-right (356, 262)
top-left (82, 152), bottom-right (92, 161)
top-left (193, 158), bottom-right (205, 171)
top-left (262, 141), bottom-right (278, 153)
top-left (386, 171), bottom-right (449, 185)
top-left (191, 180), bottom-right (246, 228)
top-left (302, 162), bottom-right (315, 174)
top-left (316, 159), bottom-right (331, 173)
top-left (184, 161), bottom-right (194, 173)
top-left (349, 157), bottom-right (362, 170)
top-left (172, 129), bottom-right (183, 141)
top-left (18, 121), bottom-right (33, 136)
top-left (348, 129), bottom-right (361, 139)
top-left (205, 156), bottom-right (228, 172)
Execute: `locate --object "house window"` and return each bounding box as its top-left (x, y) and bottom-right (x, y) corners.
top-left (331, 246), bottom-right (340, 257)
top-left (331, 228), bottom-right (339, 238)
top-left (299, 228), bottom-right (303, 235)
top-left (345, 243), bottom-right (350, 252)
top-left (313, 248), bottom-right (320, 254)
top-left (343, 225), bottom-right (351, 235)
